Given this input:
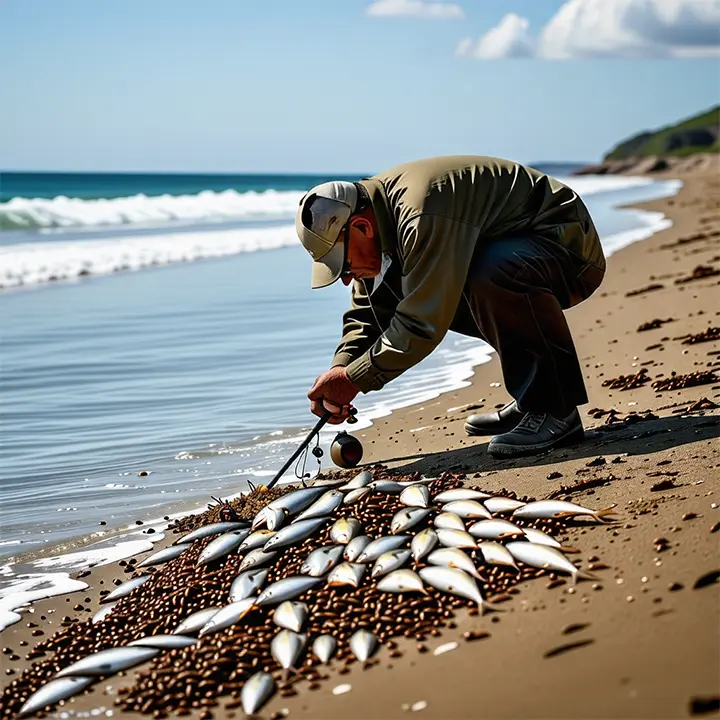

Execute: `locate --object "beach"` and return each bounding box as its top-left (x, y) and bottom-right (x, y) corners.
top-left (1, 163), bottom-right (719, 719)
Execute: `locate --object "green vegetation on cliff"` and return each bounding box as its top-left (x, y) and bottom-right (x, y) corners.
top-left (604, 106), bottom-right (720, 161)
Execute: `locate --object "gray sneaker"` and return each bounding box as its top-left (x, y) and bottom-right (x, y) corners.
top-left (488, 409), bottom-right (584, 458)
top-left (464, 401), bottom-right (524, 437)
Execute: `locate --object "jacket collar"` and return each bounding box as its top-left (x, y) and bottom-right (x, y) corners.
top-left (359, 178), bottom-right (397, 255)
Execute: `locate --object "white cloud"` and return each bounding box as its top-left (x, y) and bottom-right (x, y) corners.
top-left (367, 0), bottom-right (464, 20)
top-left (458, 0), bottom-right (720, 60)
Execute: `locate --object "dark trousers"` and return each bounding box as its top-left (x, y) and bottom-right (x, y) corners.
top-left (457, 236), bottom-right (605, 416)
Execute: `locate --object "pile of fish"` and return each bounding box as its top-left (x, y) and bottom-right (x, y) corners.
top-left (6, 472), bottom-right (615, 719)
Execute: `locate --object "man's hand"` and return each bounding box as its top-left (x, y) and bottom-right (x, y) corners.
top-left (308, 366), bottom-right (359, 424)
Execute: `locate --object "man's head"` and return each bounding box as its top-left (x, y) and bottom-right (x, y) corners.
top-left (296, 181), bottom-right (381, 289)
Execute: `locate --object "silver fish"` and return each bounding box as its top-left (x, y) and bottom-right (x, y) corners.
top-left (505, 541), bottom-right (597, 584)
top-left (371, 549), bottom-right (411, 579)
top-left (252, 505), bottom-right (287, 531)
top-left (273, 600), bottom-right (308, 632)
top-left (390, 507), bottom-right (432, 534)
top-left (92, 602), bottom-right (117, 624)
top-left (128, 634), bottom-right (197, 650)
top-left (468, 519), bottom-right (525, 541)
top-left (17, 677), bottom-right (94, 718)
top-left (433, 488), bottom-right (490, 503)
top-left (369, 480), bottom-right (415, 494)
top-left (376, 569), bottom-right (427, 594)
top-left (479, 541), bottom-right (519, 570)
top-left (427, 547), bottom-right (482, 579)
top-left (330, 516), bottom-right (362, 544)
top-left (312, 634), bottom-right (337, 663)
top-left (173, 607), bottom-right (223, 635)
top-left (436, 528), bottom-right (478, 549)
top-left (294, 489), bottom-right (344, 522)
top-left (411, 527), bottom-right (438, 562)
top-left (344, 535), bottom-right (372, 562)
top-left (343, 487), bottom-right (371, 505)
top-left (442, 500), bottom-right (492, 520)
top-left (241, 671), bottom-right (275, 716)
top-left (173, 521), bottom-right (248, 546)
top-left (101, 575), bottom-right (150, 603)
top-left (138, 543), bottom-right (189, 568)
top-left (433, 512), bottom-right (466, 531)
top-left (327, 561), bottom-right (366, 588)
top-left (238, 548), bottom-right (278, 572)
top-left (483, 497), bottom-right (526, 514)
top-left (356, 535), bottom-right (410, 564)
top-left (198, 597), bottom-right (255, 637)
top-left (399, 484), bottom-right (430, 508)
top-left (418, 566), bottom-right (489, 611)
top-left (56, 646), bottom-right (159, 678)
top-left (270, 629), bottom-right (307, 673)
top-left (340, 470), bottom-right (373, 491)
top-left (256, 575), bottom-right (323, 607)
top-left (522, 527), bottom-right (578, 553)
top-left (349, 629), bottom-right (377, 662)
top-left (239, 529), bottom-right (277, 552)
top-left (198, 530), bottom-right (250, 566)
top-left (266, 486), bottom-right (328, 516)
top-left (263, 517), bottom-right (329, 552)
top-left (512, 500), bottom-right (617, 523)
top-left (229, 568), bottom-right (269, 602)
top-left (301, 545), bottom-right (345, 577)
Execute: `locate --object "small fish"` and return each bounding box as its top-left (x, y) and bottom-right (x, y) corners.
top-left (478, 541), bottom-right (519, 570)
top-left (251, 505), bottom-right (287, 531)
top-left (173, 521), bottom-right (248, 546)
top-left (512, 500), bottom-right (617, 523)
top-left (128, 634), bottom-right (197, 650)
top-left (327, 562), bottom-right (366, 588)
top-left (241, 671), bottom-right (275, 716)
top-left (256, 575), bottom-right (323, 607)
top-left (376, 569), bottom-right (427, 594)
top-left (301, 545), bottom-right (345, 577)
top-left (418, 566), bottom-right (490, 612)
top-left (330, 516), bottom-right (362, 544)
top-left (238, 548), bottom-right (278, 572)
top-left (340, 470), bottom-right (373, 491)
top-left (442, 500), bottom-right (492, 520)
top-left (483, 497), bottom-right (526, 514)
top-left (427, 547), bottom-right (482, 580)
top-left (198, 530), bottom-right (250, 566)
top-left (56, 646), bottom-right (159, 678)
top-left (349, 629), bottom-right (377, 662)
top-left (343, 487), bottom-right (371, 505)
top-left (399, 484), bottom-right (430, 508)
top-left (17, 677), bottom-right (95, 718)
top-left (369, 480), bottom-right (415, 494)
top-left (294, 490), bottom-right (344, 522)
top-left (505, 542), bottom-right (598, 584)
top-left (436, 528), bottom-right (478, 550)
top-left (344, 535), bottom-right (372, 562)
top-left (228, 568), bottom-right (269, 602)
top-left (198, 597), bottom-right (256, 637)
top-left (522, 527), bottom-right (578, 553)
top-left (433, 512), bottom-right (466, 532)
top-left (172, 607), bottom-right (223, 635)
top-left (101, 575), bottom-right (150, 603)
top-left (92, 602), bottom-right (117, 624)
top-left (371, 549), bottom-right (412, 579)
top-left (266, 486), bottom-right (327, 516)
top-left (356, 535), bottom-right (410, 564)
top-left (390, 507), bottom-right (432, 534)
top-left (312, 634), bottom-right (337, 663)
top-left (433, 488), bottom-right (490, 503)
top-left (263, 517), bottom-right (329, 552)
top-left (138, 544), bottom-right (189, 568)
top-left (467, 519), bottom-right (525, 541)
top-left (271, 629), bottom-right (307, 675)
top-left (411, 527), bottom-right (439, 562)
top-left (272, 600), bottom-right (308, 632)
top-left (239, 529), bottom-right (276, 552)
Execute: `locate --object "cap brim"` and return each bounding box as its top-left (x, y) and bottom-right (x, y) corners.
top-left (311, 240), bottom-right (345, 289)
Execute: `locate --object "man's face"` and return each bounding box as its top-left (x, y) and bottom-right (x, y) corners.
top-left (340, 218), bottom-right (381, 285)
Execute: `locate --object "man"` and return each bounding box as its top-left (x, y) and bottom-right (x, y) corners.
top-left (295, 156), bottom-right (605, 458)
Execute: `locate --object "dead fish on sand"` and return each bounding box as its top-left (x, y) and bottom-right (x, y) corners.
top-left (138, 544), bottom-right (189, 568)
top-left (238, 548), bottom-right (278, 572)
top-left (356, 535), bottom-right (410, 564)
top-left (376, 569), bottom-right (427, 595)
top-left (483, 497), bottom-right (526, 514)
top-left (340, 471), bottom-right (373, 491)
top-left (371, 549), bottom-right (411, 579)
top-left (128, 634), bottom-right (197, 650)
top-left (242, 671), bottom-right (275, 716)
top-left (56, 646), bottom-right (159, 678)
top-left (343, 486), bottom-right (371, 505)
top-left (433, 512), bottom-right (466, 532)
top-left (433, 488), bottom-right (490, 503)
top-left (101, 575), bottom-right (150, 603)
top-left (427, 547), bottom-right (483, 579)
top-left (436, 528), bottom-right (478, 550)
top-left (522, 527), bottom-right (579, 553)
top-left (301, 545), bottom-right (345, 577)
top-left (263, 517), bottom-right (329, 552)
top-left (173, 607), bottom-right (223, 635)
top-left (271, 629), bottom-right (307, 677)
top-left (256, 575), bottom-right (323, 606)
top-left (252, 505), bottom-right (287, 532)
top-left (198, 597), bottom-right (256, 637)
top-left (17, 677), bottom-right (95, 718)
top-left (399, 484), bottom-right (430, 508)
top-left (198, 529), bottom-right (250, 566)
top-left (349, 629), bottom-right (378, 662)
top-left (312, 634), bottom-right (338, 663)
top-left (266, 486), bottom-right (327, 517)
top-left (411, 527), bottom-right (439, 562)
top-left (92, 602), bottom-right (118, 624)
top-left (390, 507), bottom-right (432, 534)
top-left (478, 541), bottom-right (519, 570)
top-left (330, 516), bottom-right (362, 544)
top-left (229, 568), bottom-right (269, 602)
top-left (272, 601), bottom-right (308, 632)
top-left (343, 535), bottom-right (372, 562)
top-left (468, 519), bottom-right (525, 541)
top-left (239, 529), bottom-right (276, 552)
top-left (173, 521), bottom-right (248, 546)
top-left (441, 500), bottom-right (492, 520)
top-left (327, 562), bottom-right (366, 588)
top-left (419, 566), bottom-right (493, 613)
top-left (512, 500), bottom-right (617, 523)
top-left (505, 542), bottom-right (598, 584)
top-left (295, 489), bottom-right (344, 522)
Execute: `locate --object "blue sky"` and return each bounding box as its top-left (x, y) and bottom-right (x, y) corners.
top-left (2, 0), bottom-right (718, 173)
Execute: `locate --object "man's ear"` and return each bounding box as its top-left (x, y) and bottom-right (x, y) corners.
top-left (350, 216), bottom-right (373, 238)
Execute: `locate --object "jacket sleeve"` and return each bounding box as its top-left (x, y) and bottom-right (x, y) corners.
top-left (345, 214), bottom-right (479, 393)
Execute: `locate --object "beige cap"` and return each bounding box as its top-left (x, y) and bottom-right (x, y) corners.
top-left (295, 181), bottom-right (359, 289)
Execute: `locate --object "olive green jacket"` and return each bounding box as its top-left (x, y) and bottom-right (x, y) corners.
top-left (332, 155), bottom-right (604, 394)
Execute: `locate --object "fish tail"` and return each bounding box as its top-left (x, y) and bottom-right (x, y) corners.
top-left (559, 544), bottom-right (581, 554)
top-left (481, 600), bottom-right (506, 615)
top-left (573, 569), bottom-right (600, 585)
top-left (595, 505), bottom-right (620, 524)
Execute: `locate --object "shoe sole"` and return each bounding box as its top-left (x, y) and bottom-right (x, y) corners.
top-left (464, 420), bottom-right (523, 437)
top-left (487, 426), bottom-right (585, 458)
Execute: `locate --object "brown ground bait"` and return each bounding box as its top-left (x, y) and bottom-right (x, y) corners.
top-left (651, 370), bottom-right (719, 392)
top-left (674, 265), bottom-right (720, 284)
top-left (679, 327), bottom-right (720, 345)
top-left (625, 283), bottom-right (665, 297)
top-left (637, 318), bottom-right (674, 332)
top-left (601, 368), bottom-right (651, 391)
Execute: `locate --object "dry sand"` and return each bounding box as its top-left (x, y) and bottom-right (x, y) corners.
top-left (1, 167), bottom-right (719, 720)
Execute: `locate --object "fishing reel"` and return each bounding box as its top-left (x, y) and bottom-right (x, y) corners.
top-left (330, 430), bottom-right (364, 469)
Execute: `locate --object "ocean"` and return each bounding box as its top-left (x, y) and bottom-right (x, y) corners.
top-left (0, 166), bottom-right (682, 629)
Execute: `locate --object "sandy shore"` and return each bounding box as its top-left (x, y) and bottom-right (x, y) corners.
top-left (2, 167), bottom-right (719, 720)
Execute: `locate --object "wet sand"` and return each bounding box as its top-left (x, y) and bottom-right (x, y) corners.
top-left (2, 165), bottom-right (719, 719)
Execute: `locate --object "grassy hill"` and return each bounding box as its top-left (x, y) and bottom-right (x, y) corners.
top-left (604, 106), bottom-right (720, 161)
